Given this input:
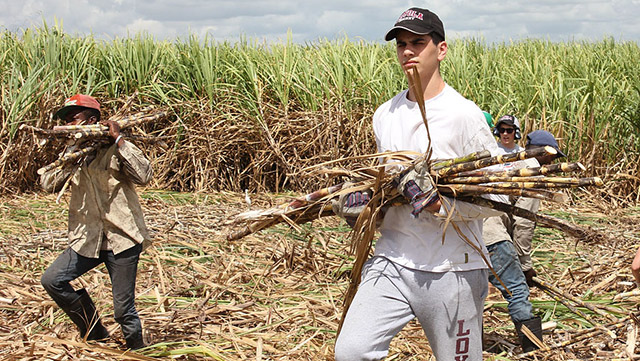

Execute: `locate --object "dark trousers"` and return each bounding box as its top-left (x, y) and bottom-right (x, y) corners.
top-left (41, 244), bottom-right (143, 341)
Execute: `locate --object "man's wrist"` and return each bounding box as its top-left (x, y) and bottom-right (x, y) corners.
top-left (115, 134), bottom-right (123, 146)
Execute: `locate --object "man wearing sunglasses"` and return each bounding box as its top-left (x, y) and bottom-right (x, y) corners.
top-left (493, 114), bottom-right (522, 154)
top-left (483, 114), bottom-right (547, 352)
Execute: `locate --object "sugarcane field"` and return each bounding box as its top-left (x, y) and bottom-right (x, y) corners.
top-left (2, 24), bottom-right (640, 361)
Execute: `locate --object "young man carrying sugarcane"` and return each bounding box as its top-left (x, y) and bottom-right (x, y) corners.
top-left (333, 8), bottom-right (505, 361)
top-left (40, 94), bottom-right (152, 350)
top-left (483, 127), bottom-right (566, 352)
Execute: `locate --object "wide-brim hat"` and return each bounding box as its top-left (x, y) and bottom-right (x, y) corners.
top-left (54, 94), bottom-right (101, 120)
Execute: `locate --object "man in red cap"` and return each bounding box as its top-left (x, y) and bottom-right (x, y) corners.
top-left (334, 7), bottom-right (504, 361)
top-left (40, 94), bottom-right (152, 350)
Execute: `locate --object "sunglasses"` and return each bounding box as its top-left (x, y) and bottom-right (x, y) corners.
top-left (498, 127), bottom-right (515, 134)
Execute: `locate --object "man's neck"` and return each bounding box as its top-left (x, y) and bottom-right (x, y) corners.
top-left (406, 72), bottom-right (445, 102)
top-left (500, 142), bottom-right (517, 151)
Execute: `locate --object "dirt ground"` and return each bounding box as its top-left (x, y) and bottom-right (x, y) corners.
top-left (1, 189), bottom-right (640, 360)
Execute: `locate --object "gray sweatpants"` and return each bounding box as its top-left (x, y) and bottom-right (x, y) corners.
top-left (335, 256), bottom-right (488, 361)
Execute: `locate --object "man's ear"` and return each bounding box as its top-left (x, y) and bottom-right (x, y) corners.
top-left (437, 41), bottom-right (447, 61)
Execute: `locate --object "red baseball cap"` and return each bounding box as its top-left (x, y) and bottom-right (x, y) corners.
top-left (54, 94), bottom-right (101, 120)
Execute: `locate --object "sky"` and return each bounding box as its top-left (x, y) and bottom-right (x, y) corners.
top-left (1, 0), bottom-right (639, 44)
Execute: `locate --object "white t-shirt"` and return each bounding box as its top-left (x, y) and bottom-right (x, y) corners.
top-left (372, 85), bottom-right (501, 272)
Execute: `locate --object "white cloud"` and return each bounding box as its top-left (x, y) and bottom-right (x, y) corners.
top-left (0, 0), bottom-right (638, 43)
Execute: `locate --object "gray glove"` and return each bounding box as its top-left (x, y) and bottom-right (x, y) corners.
top-left (394, 160), bottom-right (439, 216)
top-left (332, 183), bottom-right (372, 227)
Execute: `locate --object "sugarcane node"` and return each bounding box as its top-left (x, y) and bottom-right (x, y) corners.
top-left (593, 177), bottom-right (604, 187)
top-left (37, 167), bottom-right (47, 175)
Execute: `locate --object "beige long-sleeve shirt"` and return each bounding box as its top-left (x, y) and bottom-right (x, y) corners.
top-left (482, 143), bottom-right (540, 271)
top-left (40, 140), bottom-right (152, 258)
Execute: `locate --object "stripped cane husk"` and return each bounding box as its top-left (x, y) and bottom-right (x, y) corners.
top-left (337, 173), bottom-right (384, 336)
top-left (435, 146), bottom-right (557, 177)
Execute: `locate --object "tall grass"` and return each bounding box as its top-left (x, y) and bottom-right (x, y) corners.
top-left (1, 22), bottom-right (638, 198)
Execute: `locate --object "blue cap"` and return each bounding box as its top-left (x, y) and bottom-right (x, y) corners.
top-left (526, 130), bottom-right (566, 158)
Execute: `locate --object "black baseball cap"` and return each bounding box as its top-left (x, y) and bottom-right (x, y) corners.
top-left (385, 7), bottom-right (445, 41)
top-left (495, 114), bottom-right (521, 130)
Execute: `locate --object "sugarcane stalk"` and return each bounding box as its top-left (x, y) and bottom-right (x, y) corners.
top-left (466, 196), bottom-right (600, 241)
top-left (53, 123), bottom-right (104, 132)
top-left (444, 175), bottom-right (603, 186)
top-left (37, 144), bottom-right (101, 175)
top-left (476, 178), bottom-right (603, 190)
top-left (287, 183), bottom-right (344, 209)
top-left (227, 202), bottom-right (334, 241)
top-left (439, 183), bottom-right (568, 202)
top-left (451, 162), bottom-right (586, 178)
top-left (435, 146), bottom-right (557, 177)
top-left (19, 124), bottom-right (75, 138)
top-left (431, 151), bottom-right (492, 170)
top-left (51, 110), bottom-right (167, 138)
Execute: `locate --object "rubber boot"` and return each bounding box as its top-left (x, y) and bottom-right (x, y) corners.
top-left (61, 288), bottom-right (110, 341)
top-left (125, 330), bottom-right (146, 350)
top-left (515, 316), bottom-right (543, 353)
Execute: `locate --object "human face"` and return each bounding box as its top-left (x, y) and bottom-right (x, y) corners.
top-left (64, 108), bottom-right (96, 126)
top-left (395, 30), bottom-right (446, 82)
top-left (497, 125), bottom-right (516, 148)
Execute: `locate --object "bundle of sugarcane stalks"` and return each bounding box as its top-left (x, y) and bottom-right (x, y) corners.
top-left (227, 145), bottom-right (604, 242)
top-left (19, 108), bottom-right (168, 175)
